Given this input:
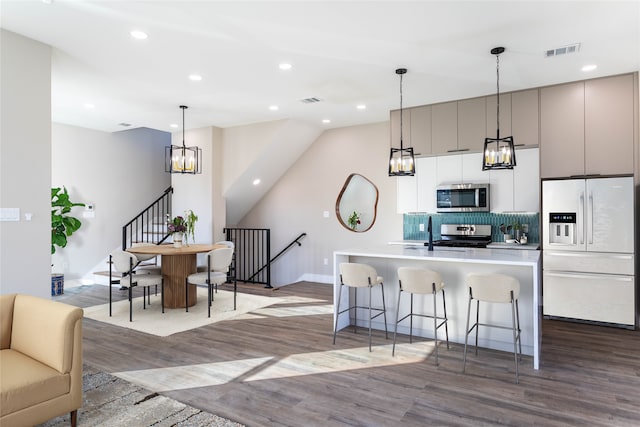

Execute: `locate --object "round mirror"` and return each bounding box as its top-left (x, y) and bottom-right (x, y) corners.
top-left (336, 173), bottom-right (379, 232)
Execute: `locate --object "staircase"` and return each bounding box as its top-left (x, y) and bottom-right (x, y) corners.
top-left (122, 186), bottom-right (173, 249)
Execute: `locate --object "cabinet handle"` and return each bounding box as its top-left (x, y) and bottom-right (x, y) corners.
top-left (446, 148), bottom-right (470, 153)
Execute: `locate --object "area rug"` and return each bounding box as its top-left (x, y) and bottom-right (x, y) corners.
top-left (83, 288), bottom-right (283, 337)
top-left (38, 364), bottom-right (243, 427)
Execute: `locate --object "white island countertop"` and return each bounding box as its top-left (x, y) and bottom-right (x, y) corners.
top-left (333, 244), bottom-right (542, 369)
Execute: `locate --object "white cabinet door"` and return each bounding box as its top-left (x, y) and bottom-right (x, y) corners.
top-left (416, 157), bottom-right (437, 212)
top-left (489, 168), bottom-right (514, 212)
top-left (513, 148), bottom-right (539, 212)
top-left (461, 152), bottom-right (488, 184)
top-left (436, 154), bottom-right (462, 185)
top-left (396, 175), bottom-right (417, 213)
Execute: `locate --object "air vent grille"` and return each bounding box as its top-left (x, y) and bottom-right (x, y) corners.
top-left (545, 43), bottom-right (581, 58)
top-left (299, 97), bottom-right (322, 104)
top-left (118, 122), bottom-right (132, 127)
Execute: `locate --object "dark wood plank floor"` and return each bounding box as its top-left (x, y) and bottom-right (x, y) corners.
top-left (57, 282), bottom-right (640, 427)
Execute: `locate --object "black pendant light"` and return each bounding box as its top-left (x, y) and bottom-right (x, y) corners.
top-left (483, 47), bottom-right (516, 170)
top-left (165, 105), bottom-right (202, 174)
top-left (389, 68), bottom-right (415, 176)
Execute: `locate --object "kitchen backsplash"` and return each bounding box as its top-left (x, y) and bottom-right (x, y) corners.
top-left (404, 212), bottom-right (540, 243)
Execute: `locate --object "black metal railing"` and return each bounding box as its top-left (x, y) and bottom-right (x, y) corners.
top-left (122, 186), bottom-right (173, 250)
top-left (224, 228), bottom-right (272, 288)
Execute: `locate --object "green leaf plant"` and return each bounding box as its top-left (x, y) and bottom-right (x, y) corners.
top-left (51, 187), bottom-right (85, 254)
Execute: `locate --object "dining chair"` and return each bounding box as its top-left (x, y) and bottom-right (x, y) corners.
top-left (185, 247), bottom-right (234, 317)
top-left (110, 250), bottom-right (164, 321)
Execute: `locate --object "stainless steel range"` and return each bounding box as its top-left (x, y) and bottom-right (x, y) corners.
top-left (433, 224), bottom-right (492, 248)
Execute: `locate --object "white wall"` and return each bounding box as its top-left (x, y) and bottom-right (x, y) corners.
top-left (0, 30), bottom-right (52, 297)
top-left (171, 126), bottom-right (225, 244)
top-left (239, 121), bottom-right (403, 287)
top-left (52, 124), bottom-right (171, 281)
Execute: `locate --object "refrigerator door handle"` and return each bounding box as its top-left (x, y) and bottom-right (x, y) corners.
top-left (587, 192), bottom-right (594, 244)
top-left (578, 191), bottom-right (585, 245)
top-left (544, 271), bottom-right (633, 282)
top-left (545, 251), bottom-right (633, 260)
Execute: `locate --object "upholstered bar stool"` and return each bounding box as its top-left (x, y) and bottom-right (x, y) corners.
top-left (393, 267), bottom-right (449, 365)
top-left (463, 273), bottom-right (522, 384)
top-left (333, 263), bottom-right (388, 351)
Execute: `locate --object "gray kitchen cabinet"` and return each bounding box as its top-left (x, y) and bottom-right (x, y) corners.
top-left (584, 74), bottom-right (634, 175)
top-left (431, 101), bottom-right (458, 154)
top-left (485, 93), bottom-right (511, 141)
top-left (511, 89), bottom-right (539, 148)
top-left (410, 105), bottom-right (431, 156)
top-left (540, 74), bottom-right (634, 178)
top-left (458, 97), bottom-right (486, 152)
top-left (540, 81), bottom-right (585, 178)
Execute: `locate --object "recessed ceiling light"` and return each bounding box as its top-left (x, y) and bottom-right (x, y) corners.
top-left (279, 63), bottom-right (292, 70)
top-left (269, 105), bottom-right (279, 111)
top-left (356, 104), bottom-right (366, 110)
top-left (41, 0), bottom-right (53, 4)
top-left (130, 30), bottom-right (148, 40)
top-left (189, 74), bottom-right (202, 81)
top-left (84, 103), bottom-right (95, 109)
top-left (170, 124), bottom-right (179, 128)
top-left (581, 64), bottom-right (597, 72)
top-left (253, 179), bottom-right (261, 186)
top-left (322, 119), bottom-right (331, 124)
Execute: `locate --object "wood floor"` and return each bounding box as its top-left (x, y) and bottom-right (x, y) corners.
top-left (58, 282), bottom-right (640, 427)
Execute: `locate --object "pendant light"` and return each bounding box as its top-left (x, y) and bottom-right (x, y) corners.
top-left (165, 105), bottom-right (202, 174)
top-left (482, 47), bottom-right (516, 170)
top-left (389, 68), bottom-right (415, 176)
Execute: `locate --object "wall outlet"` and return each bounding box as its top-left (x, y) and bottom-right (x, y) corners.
top-left (323, 258), bottom-right (329, 265)
top-left (419, 223), bottom-right (425, 232)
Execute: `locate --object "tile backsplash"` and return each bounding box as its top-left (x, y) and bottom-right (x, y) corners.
top-left (403, 212), bottom-right (539, 243)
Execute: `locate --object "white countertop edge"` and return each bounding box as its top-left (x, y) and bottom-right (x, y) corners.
top-left (335, 244), bottom-right (540, 267)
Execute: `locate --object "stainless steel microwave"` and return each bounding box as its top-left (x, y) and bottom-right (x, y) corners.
top-left (436, 184), bottom-right (490, 212)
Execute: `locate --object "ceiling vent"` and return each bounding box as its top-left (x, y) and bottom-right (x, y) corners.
top-left (545, 43), bottom-right (581, 58)
top-left (118, 122), bottom-right (132, 127)
top-left (299, 97), bottom-right (322, 104)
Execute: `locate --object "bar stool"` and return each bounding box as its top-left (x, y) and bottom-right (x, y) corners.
top-left (463, 273), bottom-right (522, 384)
top-left (333, 263), bottom-right (388, 351)
top-left (393, 267), bottom-right (449, 365)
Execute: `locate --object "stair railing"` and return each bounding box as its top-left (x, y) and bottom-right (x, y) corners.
top-left (122, 186), bottom-right (173, 250)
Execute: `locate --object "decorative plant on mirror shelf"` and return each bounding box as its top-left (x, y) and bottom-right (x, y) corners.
top-left (167, 214), bottom-right (187, 248)
top-left (347, 211), bottom-right (361, 231)
top-left (51, 187), bottom-right (85, 254)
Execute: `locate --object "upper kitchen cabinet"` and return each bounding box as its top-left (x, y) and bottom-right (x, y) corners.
top-left (584, 74), bottom-right (634, 176)
top-left (485, 93), bottom-right (511, 142)
top-left (511, 89), bottom-right (539, 148)
top-left (416, 157), bottom-right (437, 212)
top-left (458, 97), bottom-right (486, 152)
top-left (513, 148), bottom-right (540, 212)
top-left (540, 81), bottom-right (585, 178)
top-left (540, 74), bottom-right (635, 178)
top-left (431, 101), bottom-right (458, 154)
top-left (410, 105), bottom-right (432, 156)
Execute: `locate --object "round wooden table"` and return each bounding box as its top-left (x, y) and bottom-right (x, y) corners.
top-left (128, 243), bottom-right (224, 309)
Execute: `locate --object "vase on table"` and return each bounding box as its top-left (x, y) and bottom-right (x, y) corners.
top-left (173, 232), bottom-right (184, 248)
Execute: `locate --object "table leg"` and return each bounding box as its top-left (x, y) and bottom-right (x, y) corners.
top-left (161, 254), bottom-right (197, 309)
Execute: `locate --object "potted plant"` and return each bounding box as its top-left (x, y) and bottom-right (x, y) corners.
top-left (166, 214), bottom-right (187, 247)
top-left (51, 186), bottom-right (85, 295)
top-left (184, 209), bottom-right (198, 244)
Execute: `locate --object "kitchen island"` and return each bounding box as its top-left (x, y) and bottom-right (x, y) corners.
top-left (333, 245), bottom-right (542, 369)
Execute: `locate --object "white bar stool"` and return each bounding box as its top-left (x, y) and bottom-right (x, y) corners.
top-left (333, 263), bottom-right (388, 351)
top-left (463, 273), bottom-right (522, 384)
top-left (393, 267), bottom-right (449, 365)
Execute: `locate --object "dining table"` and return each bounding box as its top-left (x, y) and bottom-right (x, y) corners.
top-left (128, 243), bottom-right (224, 309)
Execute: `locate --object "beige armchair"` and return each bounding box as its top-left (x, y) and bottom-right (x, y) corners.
top-left (0, 294), bottom-right (83, 427)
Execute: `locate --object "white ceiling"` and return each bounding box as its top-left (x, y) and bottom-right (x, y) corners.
top-left (1, 1), bottom-right (639, 134)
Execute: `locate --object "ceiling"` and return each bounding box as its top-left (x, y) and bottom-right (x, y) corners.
top-left (1, 1), bottom-right (639, 134)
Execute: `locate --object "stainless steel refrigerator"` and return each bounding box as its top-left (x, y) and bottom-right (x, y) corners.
top-left (542, 176), bottom-right (636, 328)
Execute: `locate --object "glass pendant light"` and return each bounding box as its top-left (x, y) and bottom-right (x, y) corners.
top-left (483, 47), bottom-right (516, 170)
top-left (389, 68), bottom-right (415, 176)
top-left (165, 105), bottom-right (202, 174)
